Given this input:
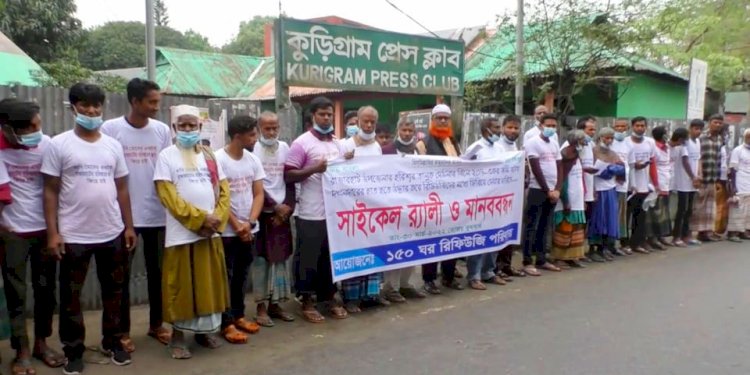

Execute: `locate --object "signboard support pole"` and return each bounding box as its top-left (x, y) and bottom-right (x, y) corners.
top-left (274, 18), bottom-right (295, 140)
top-left (451, 96), bottom-right (467, 150)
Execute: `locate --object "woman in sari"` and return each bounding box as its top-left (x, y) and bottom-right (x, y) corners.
top-left (588, 127), bottom-right (627, 262)
top-left (552, 131), bottom-right (587, 269)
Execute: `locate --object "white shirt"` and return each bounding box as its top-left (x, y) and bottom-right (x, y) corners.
top-left (626, 137), bottom-right (656, 193)
top-left (101, 117), bottom-right (172, 227)
top-left (720, 145), bottom-right (728, 181)
top-left (0, 136), bottom-right (51, 232)
top-left (730, 145), bottom-right (750, 194)
top-left (215, 148), bottom-right (266, 237)
top-left (253, 141), bottom-right (290, 212)
top-left (556, 158), bottom-right (584, 212)
top-left (463, 138), bottom-right (507, 161)
top-left (341, 137), bottom-right (382, 156)
top-left (611, 139), bottom-right (633, 193)
top-left (593, 159), bottom-right (617, 191)
top-left (153, 145), bottom-right (227, 247)
top-left (670, 145), bottom-right (693, 192)
top-left (523, 126), bottom-right (558, 148)
top-left (525, 135), bottom-right (561, 190)
top-left (581, 142), bottom-right (595, 202)
top-left (654, 142), bottom-right (671, 192)
top-left (40, 131), bottom-right (129, 244)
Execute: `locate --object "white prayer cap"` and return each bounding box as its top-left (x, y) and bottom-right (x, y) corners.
top-left (744, 128), bottom-right (750, 137)
top-left (173, 104), bottom-right (200, 119)
top-left (432, 104), bottom-right (452, 116)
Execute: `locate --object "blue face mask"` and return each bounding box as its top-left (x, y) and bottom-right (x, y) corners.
top-left (542, 127), bottom-right (556, 138)
top-left (632, 133), bottom-right (644, 139)
top-left (487, 134), bottom-right (501, 144)
top-left (176, 130), bottom-right (200, 148)
top-left (345, 125), bottom-right (359, 137)
top-left (313, 123), bottom-right (334, 134)
top-left (584, 134), bottom-right (593, 143)
top-left (75, 112), bottom-right (104, 130)
top-left (259, 135), bottom-right (278, 147)
top-left (17, 130), bottom-right (43, 147)
top-left (614, 131), bottom-right (627, 141)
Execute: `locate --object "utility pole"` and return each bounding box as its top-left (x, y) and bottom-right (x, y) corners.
top-left (145, 0), bottom-right (156, 81)
top-left (514, 0), bottom-right (524, 115)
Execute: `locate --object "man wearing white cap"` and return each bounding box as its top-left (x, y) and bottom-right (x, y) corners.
top-left (153, 104), bottom-right (231, 359)
top-left (415, 104), bottom-right (464, 294)
top-left (523, 105), bottom-right (558, 147)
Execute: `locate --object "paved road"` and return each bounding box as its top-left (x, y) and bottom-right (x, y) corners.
top-left (13, 241), bottom-right (750, 375)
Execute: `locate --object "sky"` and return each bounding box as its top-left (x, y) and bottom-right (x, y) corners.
top-left (74, 0), bottom-right (518, 47)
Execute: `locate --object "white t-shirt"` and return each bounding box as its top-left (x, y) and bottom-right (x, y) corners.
top-left (101, 117), bottom-right (172, 227)
top-left (626, 137), bottom-right (656, 193)
top-left (525, 136), bottom-right (561, 190)
top-left (611, 139), bottom-right (633, 193)
top-left (561, 141), bottom-right (594, 202)
top-left (0, 136), bottom-right (51, 232)
top-left (253, 141), bottom-right (290, 212)
top-left (341, 137), bottom-right (383, 156)
top-left (654, 143), bottom-right (671, 192)
top-left (719, 145), bottom-right (728, 181)
top-left (730, 145), bottom-right (750, 194)
top-left (40, 131), bottom-right (129, 244)
top-left (464, 138), bottom-right (507, 161)
top-left (215, 148), bottom-right (266, 237)
top-left (556, 158), bottom-right (584, 212)
top-left (670, 145), bottom-right (693, 192)
top-left (593, 159), bottom-right (617, 191)
top-left (153, 145), bottom-right (227, 247)
top-left (523, 126), bottom-right (558, 148)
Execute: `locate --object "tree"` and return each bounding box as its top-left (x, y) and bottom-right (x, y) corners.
top-left (634, 0), bottom-right (749, 93)
top-left (222, 16), bottom-right (275, 56)
top-left (79, 21), bottom-right (215, 71)
top-left (0, 0), bottom-right (82, 63)
top-left (33, 60), bottom-right (128, 93)
top-left (154, 0), bottom-right (169, 27)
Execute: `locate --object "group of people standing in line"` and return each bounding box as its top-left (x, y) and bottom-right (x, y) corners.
top-left (0, 77), bottom-right (746, 375)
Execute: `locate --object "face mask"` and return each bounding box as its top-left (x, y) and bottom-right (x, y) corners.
top-left (584, 134), bottom-right (593, 143)
top-left (614, 131), bottom-right (627, 141)
top-left (359, 130), bottom-right (375, 141)
top-left (75, 112), bottom-right (104, 130)
top-left (345, 125), bottom-right (359, 137)
top-left (502, 135), bottom-right (516, 145)
top-left (17, 130), bottom-right (43, 147)
top-left (542, 127), bottom-right (556, 138)
top-left (244, 145), bottom-right (254, 152)
top-left (397, 136), bottom-right (414, 146)
top-left (600, 143), bottom-right (610, 150)
top-left (259, 135), bottom-right (278, 147)
top-left (176, 130), bottom-right (200, 148)
top-left (487, 134), bottom-right (501, 143)
top-left (632, 133), bottom-right (644, 139)
top-left (313, 123), bottom-right (333, 134)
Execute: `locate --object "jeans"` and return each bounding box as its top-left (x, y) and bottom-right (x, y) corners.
top-left (59, 235), bottom-right (128, 360)
top-left (0, 231), bottom-right (57, 351)
top-left (221, 236), bottom-right (253, 327)
top-left (523, 188), bottom-right (554, 266)
top-left (673, 192), bottom-right (695, 239)
top-left (628, 193), bottom-right (649, 248)
top-left (467, 252), bottom-right (497, 281)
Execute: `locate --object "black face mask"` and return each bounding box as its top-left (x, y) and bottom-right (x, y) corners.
top-left (244, 146), bottom-right (254, 152)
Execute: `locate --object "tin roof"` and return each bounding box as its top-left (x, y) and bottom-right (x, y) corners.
top-left (234, 57), bottom-right (341, 100)
top-left (0, 31), bottom-right (47, 86)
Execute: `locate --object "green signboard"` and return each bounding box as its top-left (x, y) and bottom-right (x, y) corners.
top-left (278, 18), bottom-right (465, 96)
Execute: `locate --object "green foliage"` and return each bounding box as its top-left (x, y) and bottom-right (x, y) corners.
top-left (154, 0), bottom-right (169, 27)
top-left (33, 59), bottom-right (127, 93)
top-left (79, 21), bottom-right (215, 71)
top-left (0, 0), bottom-right (82, 63)
top-left (633, 0), bottom-right (750, 91)
top-left (222, 16), bottom-right (275, 56)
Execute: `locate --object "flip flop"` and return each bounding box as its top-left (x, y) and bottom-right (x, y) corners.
top-left (221, 325), bottom-right (248, 344)
top-left (482, 275), bottom-right (507, 285)
top-left (195, 334), bottom-right (222, 349)
top-left (301, 308), bottom-right (325, 323)
top-left (12, 358), bottom-right (35, 375)
top-left (147, 326), bottom-right (172, 346)
top-left (32, 348), bottom-right (65, 368)
top-left (329, 305), bottom-right (349, 319)
top-left (255, 314), bottom-right (276, 327)
top-left (168, 344), bottom-right (192, 360)
top-left (234, 318), bottom-right (260, 334)
top-left (469, 280), bottom-right (487, 290)
top-left (344, 301), bottom-right (361, 314)
top-left (268, 308), bottom-right (295, 322)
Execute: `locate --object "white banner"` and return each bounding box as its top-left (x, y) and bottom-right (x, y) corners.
top-left (687, 58), bottom-right (708, 120)
top-left (322, 152), bottom-right (525, 282)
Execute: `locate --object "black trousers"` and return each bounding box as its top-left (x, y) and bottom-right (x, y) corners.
top-left (0, 231), bottom-right (57, 351)
top-left (673, 192), bottom-right (695, 239)
top-left (122, 227), bottom-right (165, 332)
top-left (59, 236), bottom-right (128, 360)
top-left (294, 219), bottom-right (337, 302)
top-left (523, 188), bottom-right (554, 266)
top-left (221, 236), bottom-right (253, 327)
top-left (421, 259), bottom-right (456, 283)
top-left (627, 193), bottom-right (649, 248)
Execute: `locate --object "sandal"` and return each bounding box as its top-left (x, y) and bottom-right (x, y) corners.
top-left (301, 307), bottom-right (325, 323)
top-left (147, 326), bottom-right (172, 346)
top-left (469, 280), bottom-right (487, 290)
top-left (524, 265), bottom-right (542, 276)
top-left (268, 307), bottom-right (295, 322)
top-left (195, 334), bottom-right (222, 349)
top-left (539, 262), bottom-right (562, 272)
top-left (222, 325), bottom-right (247, 344)
top-left (120, 335), bottom-right (135, 353)
top-left (234, 317), bottom-right (260, 334)
top-left (329, 305), bottom-right (349, 319)
top-left (344, 301), bottom-right (361, 314)
top-left (32, 348), bottom-right (65, 368)
top-left (482, 275), bottom-right (506, 286)
top-left (12, 358), bottom-right (35, 375)
top-left (168, 344), bottom-right (192, 360)
top-left (255, 314), bottom-right (275, 327)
